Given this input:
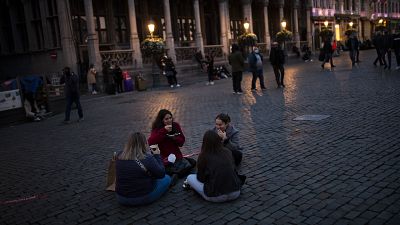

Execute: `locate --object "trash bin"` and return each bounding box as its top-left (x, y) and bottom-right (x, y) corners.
top-left (123, 71), bottom-right (133, 92)
top-left (135, 73), bottom-right (146, 91)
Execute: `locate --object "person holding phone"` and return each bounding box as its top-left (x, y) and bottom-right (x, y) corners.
top-left (115, 132), bottom-right (171, 206)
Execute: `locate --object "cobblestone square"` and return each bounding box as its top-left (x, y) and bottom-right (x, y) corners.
top-left (1, 50), bottom-right (400, 224)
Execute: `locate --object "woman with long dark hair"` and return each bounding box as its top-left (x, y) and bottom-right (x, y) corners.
top-left (115, 132), bottom-right (171, 206)
top-left (186, 130), bottom-right (241, 202)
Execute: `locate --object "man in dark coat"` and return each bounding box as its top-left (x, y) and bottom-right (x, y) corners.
top-left (393, 32), bottom-right (400, 70)
top-left (373, 32), bottom-right (385, 66)
top-left (383, 31), bottom-right (393, 69)
top-left (269, 42), bottom-right (285, 88)
top-left (60, 67), bottom-right (83, 123)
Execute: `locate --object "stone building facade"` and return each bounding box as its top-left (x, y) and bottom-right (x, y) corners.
top-left (0, 0), bottom-right (399, 89)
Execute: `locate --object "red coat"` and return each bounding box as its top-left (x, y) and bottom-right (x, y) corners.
top-left (148, 122), bottom-right (185, 164)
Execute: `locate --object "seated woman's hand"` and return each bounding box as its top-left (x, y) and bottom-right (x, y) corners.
top-left (165, 125), bottom-right (172, 132)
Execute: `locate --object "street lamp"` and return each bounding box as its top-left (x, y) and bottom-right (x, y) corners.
top-left (281, 20), bottom-right (287, 30)
top-left (324, 20), bottom-right (329, 27)
top-left (378, 19), bottom-right (383, 24)
top-left (148, 21), bottom-right (155, 38)
top-left (243, 18), bottom-right (250, 33)
top-left (349, 21), bottom-right (354, 28)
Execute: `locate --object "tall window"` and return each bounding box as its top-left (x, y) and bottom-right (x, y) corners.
top-left (15, 1), bottom-right (29, 51)
top-left (31, 1), bottom-right (44, 49)
top-left (177, 18), bottom-right (195, 42)
top-left (113, 0), bottom-right (129, 44)
top-left (95, 16), bottom-right (107, 44)
top-left (230, 20), bottom-right (243, 41)
top-left (1, 3), bottom-right (14, 53)
top-left (47, 0), bottom-right (61, 48)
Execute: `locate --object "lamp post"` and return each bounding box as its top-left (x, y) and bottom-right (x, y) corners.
top-left (281, 20), bottom-right (287, 31)
top-left (378, 19), bottom-right (383, 25)
top-left (243, 18), bottom-right (250, 34)
top-left (324, 20), bottom-right (329, 28)
top-left (349, 21), bottom-right (354, 28)
top-left (148, 21), bottom-right (159, 87)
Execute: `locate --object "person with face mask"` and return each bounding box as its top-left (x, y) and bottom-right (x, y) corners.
top-left (212, 113), bottom-right (242, 166)
top-left (248, 47), bottom-right (266, 91)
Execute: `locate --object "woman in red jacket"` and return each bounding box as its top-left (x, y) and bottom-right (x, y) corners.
top-left (148, 109), bottom-right (185, 165)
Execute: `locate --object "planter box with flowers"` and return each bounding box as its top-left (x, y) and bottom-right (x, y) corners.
top-left (375, 25), bottom-right (387, 33)
top-left (320, 28), bottom-right (334, 40)
top-left (141, 37), bottom-right (165, 57)
top-left (276, 30), bottom-right (293, 43)
top-left (238, 33), bottom-right (258, 47)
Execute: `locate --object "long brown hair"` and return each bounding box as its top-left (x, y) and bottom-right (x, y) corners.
top-left (119, 132), bottom-right (148, 160)
top-left (151, 109), bottom-right (172, 130)
top-left (198, 130), bottom-right (232, 170)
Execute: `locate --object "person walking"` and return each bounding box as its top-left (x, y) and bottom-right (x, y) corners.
top-left (60, 67), bottom-right (83, 123)
top-left (383, 31), bottom-right (393, 70)
top-left (87, 64), bottom-right (97, 94)
top-left (321, 38), bottom-right (335, 69)
top-left (248, 47), bottom-right (266, 91)
top-left (355, 37), bottom-right (361, 63)
top-left (346, 35), bottom-right (357, 67)
top-left (373, 32), bottom-right (385, 66)
top-left (269, 42), bottom-right (285, 88)
top-left (228, 44), bottom-right (245, 94)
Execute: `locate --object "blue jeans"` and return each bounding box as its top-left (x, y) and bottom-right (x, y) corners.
top-left (116, 175), bottom-right (171, 206)
top-left (65, 93), bottom-right (83, 121)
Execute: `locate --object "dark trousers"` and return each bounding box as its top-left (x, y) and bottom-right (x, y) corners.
top-left (167, 75), bottom-right (178, 85)
top-left (395, 48), bottom-right (400, 66)
top-left (381, 49), bottom-right (388, 66)
top-left (115, 80), bottom-right (123, 93)
top-left (322, 53), bottom-right (333, 66)
top-left (386, 50), bottom-right (392, 69)
top-left (208, 70), bottom-right (214, 82)
top-left (374, 48), bottom-right (384, 65)
top-left (232, 71), bottom-right (243, 93)
top-left (355, 49), bottom-right (360, 62)
top-left (91, 83), bottom-right (97, 92)
top-left (349, 50), bottom-right (356, 65)
top-left (251, 69), bottom-right (266, 89)
top-left (272, 64), bottom-right (285, 86)
top-left (65, 93), bottom-right (83, 121)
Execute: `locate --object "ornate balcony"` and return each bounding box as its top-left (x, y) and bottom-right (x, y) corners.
top-left (204, 45), bottom-right (224, 59)
top-left (175, 46), bottom-right (198, 62)
top-left (100, 49), bottom-right (134, 67)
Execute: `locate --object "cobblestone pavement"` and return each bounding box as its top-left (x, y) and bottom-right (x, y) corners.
top-left (1, 50), bottom-right (400, 225)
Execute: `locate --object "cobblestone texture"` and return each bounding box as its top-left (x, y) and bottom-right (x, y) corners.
top-left (1, 50), bottom-right (400, 224)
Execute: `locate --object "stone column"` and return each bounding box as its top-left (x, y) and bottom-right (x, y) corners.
top-left (263, 0), bottom-right (271, 50)
top-left (278, 0), bottom-right (284, 22)
top-left (84, 0), bottom-right (103, 90)
top-left (57, 0), bottom-right (78, 73)
top-left (127, 0), bottom-right (143, 68)
top-left (193, 0), bottom-right (204, 55)
top-left (293, 0), bottom-right (300, 48)
top-left (307, 0), bottom-right (313, 49)
top-left (241, 0), bottom-right (253, 33)
top-left (339, 0), bottom-right (344, 14)
top-left (218, 0), bottom-right (230, 58)
top-left (22, 0), bottom-right (38, 51)
top-left (163, 0), bottom-right (176, 63)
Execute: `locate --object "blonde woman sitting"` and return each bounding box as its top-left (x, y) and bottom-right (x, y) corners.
top-left (116, 132), bottom-right (171, 206)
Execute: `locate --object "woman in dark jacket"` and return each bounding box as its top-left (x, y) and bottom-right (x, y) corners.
top-left (116, 132), bottom-right (171, 206)
top-left (186, 130), bottom-right (241, 202)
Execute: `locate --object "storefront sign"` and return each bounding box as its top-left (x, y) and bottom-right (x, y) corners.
top-left (0, 89), bottom-right (22, 111)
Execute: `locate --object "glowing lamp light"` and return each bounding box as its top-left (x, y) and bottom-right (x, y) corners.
top-left (324, 21), bottom-right (329, 27)
top-left (378, 19), bottom-right (383, 24)
top-left (281, 20), bottom-right (287, 30)
top-left (349, 21), bottom-right (354, 27)
top-left (148, 22), bottom-right (155, 37)
top-left (243, 18), bottom-right (250, 32)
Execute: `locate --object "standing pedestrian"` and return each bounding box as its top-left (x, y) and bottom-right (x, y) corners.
top-left (87, 64), bottom-right (97, 94)
top-left (373, 32), bottom-right (385, 66)
top-left (321, 38), bottom-right (335, 69)
top-left (393, 32), bottom-right (400, 70)
top-left (228, 44), bottom-right (245, 94)
top-left (355, 37), bottom-right (361, 63)
top-left (383, 31), bottom-right (393, 70)
top-left (248, 47), bottom-right (266, 91)
top-left (113, 64), bottom-right (123, 93)
top-left (161, 55), bottom-right (180, 88)
top-left (346, 35), bottom-right (357, 67)
top-left (269, 42), bottom-right (285, 88)
top-left (205, 52), bottom-right (215, 86)
top-left (60, 67), bottom-right (83, 123)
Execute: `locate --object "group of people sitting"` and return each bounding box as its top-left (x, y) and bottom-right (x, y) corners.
top-left (114, 109), bottom-right (244, 206)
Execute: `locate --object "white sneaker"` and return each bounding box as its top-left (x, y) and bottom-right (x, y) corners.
top-left (210, 81), bottom-right (214, 85)
top-left (92, 91), bottom-right (97, 95)
top-left (206, 82), bottom-right (210, 85)
top-left (170, 85), bottom-right (174, 88)
top-left (176, 84), bottom-right (181, 87)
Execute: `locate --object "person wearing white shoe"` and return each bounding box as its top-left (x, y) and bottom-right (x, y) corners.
top-left (87, 64), bottom-right (97, 95)
top-left (161, 55), bottom-right (180, 88)
top-left (205, 52), bottom-right (215, 86)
